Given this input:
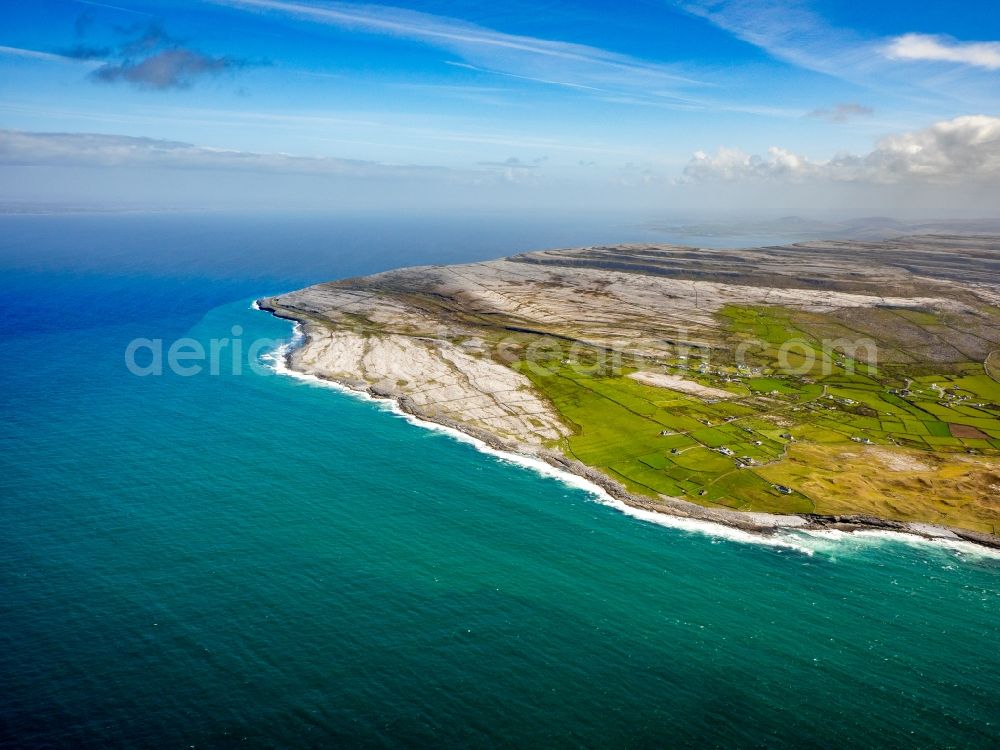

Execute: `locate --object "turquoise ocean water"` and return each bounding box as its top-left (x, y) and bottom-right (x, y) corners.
top-left (1, 214), bottom-right (998, 748)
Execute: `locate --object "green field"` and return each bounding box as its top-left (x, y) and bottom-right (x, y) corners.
top-left (512, 305), bottom-right (1000, 532)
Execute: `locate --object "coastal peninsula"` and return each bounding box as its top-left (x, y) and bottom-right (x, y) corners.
top-left (259, 235), bottom-right (1000, 547)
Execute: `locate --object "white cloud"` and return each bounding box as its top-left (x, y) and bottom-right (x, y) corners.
top-left (683, 115), bottom-right (1000, 184)
top-left (683, 145), bottom-right (821, 182)
top-left (677, 0), bottom-right (1000, 110)
top-left (0, 129), bottom-right (460, 178)
top-left (678, 0), bottom-right (870, 80)
top-left (213, 0), bottom-right (705, 98)
top-left (885, 33), bottom-right (1000, 71)
top-left (0, 45), bottom-right (84, 64)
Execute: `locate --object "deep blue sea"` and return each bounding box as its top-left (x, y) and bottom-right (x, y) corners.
top-left (1, 213), bottom-right (998, 749)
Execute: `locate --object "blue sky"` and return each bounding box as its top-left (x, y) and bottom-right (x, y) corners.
top-left (1, 0), bottom-right (999, 215)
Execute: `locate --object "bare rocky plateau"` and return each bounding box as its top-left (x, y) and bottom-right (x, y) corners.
top-left (259, 234), bottom-right (1000, 549)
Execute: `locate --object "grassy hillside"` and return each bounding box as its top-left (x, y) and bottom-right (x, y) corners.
top-left (514, 305), bottom-right (1000, 533)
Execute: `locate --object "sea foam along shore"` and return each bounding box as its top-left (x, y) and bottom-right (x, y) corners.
top-left (259, 314), bottom-right (1000, 561)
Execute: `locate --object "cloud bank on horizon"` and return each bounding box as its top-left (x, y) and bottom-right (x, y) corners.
top-left (683, 115), bottom-right (1000, 185)
top-left (0, 0), bottom-right (998, 215)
